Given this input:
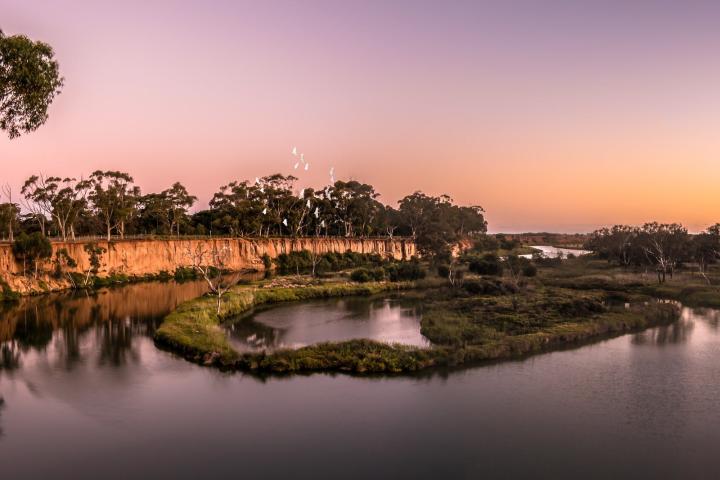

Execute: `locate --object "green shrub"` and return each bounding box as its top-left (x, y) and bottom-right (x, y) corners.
top-left (468, 253), bottom-right (503, 276)
top-left (350, 268), bottom-right (372, 283)
top-left (385, 260), bottom-right (426, 282)
top-left (275, 250), bottom-right (385, 275)
top-left (12, 232), bottom-right (52, 276)
top-left (174, 266), bottom-right (197, 282)
top-left (522, 264), bottom-right (538, 277)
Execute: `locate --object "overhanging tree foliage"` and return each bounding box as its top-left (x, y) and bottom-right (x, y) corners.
top-left (0, 29), bottom-right (63, 139)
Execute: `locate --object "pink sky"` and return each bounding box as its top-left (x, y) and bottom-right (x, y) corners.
top-left (2, 0), bottom-right (720, 232)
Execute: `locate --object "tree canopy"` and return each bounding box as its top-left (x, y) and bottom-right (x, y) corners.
top-left (0, 29), bottom-right (63, 139)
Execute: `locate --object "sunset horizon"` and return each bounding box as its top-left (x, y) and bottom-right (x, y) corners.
top-left (4, 3), bottom-right (720, 479)
top-left (4, 0), bottom-right (720, 233)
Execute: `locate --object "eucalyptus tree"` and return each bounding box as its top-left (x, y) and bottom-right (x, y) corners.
top-left (88, 171), bottom-right (140, 241)
top-left (0, 184), bottom-right (19, 241)
top-left (257, 174), bottom-right (297, 236)
top-left (397, 192), bottom-right (488, 260)
top-left (639, 222), bottom-right (688, 283)
top-left (0, 29), bottom-right (64, 139)
top-left (135, 192), bottom-right (173, 234)
top-left (397, 191), bottom-right (435, 239)
top-left (327, 180), bottom-right (381, 237)
top-left (21, 174), bottom-right (90, 241)
top-left (0, 202), bottom-right (20, 242)
top-left (691, 230), bottom-right (719, 283)
top-left (164, 182), bottom-right (197, 236)
top-left (586, 225), bottom-right (639, 268)
top-left (209, 180), bottom-right (263, 236)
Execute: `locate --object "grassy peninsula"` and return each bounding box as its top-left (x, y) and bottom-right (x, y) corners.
top-left (154, 260), bottom-right (682, 374)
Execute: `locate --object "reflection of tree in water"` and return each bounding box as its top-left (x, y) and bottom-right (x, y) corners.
top-left (341, 297), bottom-right (423, 321)
top-left (14, 306), bottom-right (54, 351)
top-left (227, 318), bottom-right (284, 350)
top-left (0, 279), bottom-right (212, 367)
top-left (695, 308), bottom-right (720, 330)
top-left (633, 318), bottom-right (695, 345)
top-left (0, 341), bottom-right (21, 372)
top-left (0, 395), bottom-right (5, 438)
top-left (96, 319), bottom-right (140, 367)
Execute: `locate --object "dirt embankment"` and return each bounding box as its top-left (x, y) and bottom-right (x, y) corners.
top-left (0, 236), bottom-right (416, 295)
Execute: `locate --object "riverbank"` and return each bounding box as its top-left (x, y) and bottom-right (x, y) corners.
top-left (0, 236), bottom-right (416, 297)
top-left (540, 255), bottom-right (720, 308)
top-left (155, 273), bottom-right (681, 374)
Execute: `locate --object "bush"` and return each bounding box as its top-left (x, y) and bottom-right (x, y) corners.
top-left (522, 264), bottom-right (538, 277)
top-left (261, 254), bottom-right (272, 270)
top-left (384, 260), bottom-right (426, 282)
top-left (472, 235), bottom-right (500, 252)
top-left (437, 264), bottom-right (450, 278)
top-left (12, 232), bottom-right (52, 276)
top-left (274, 250), bottom-right (383, 275)
top-left (351, 267), bottom-right (385, 283)
top-left (532, 254), bottom-right (562, 267)
top-left (468, 253), bottom-right (503, 276)
top-left (174, 266), bottom-right (197, 282)
top-left (351, 268), bottom-right (372, 283)
top-left (462, 278), bottom-right (516, 295)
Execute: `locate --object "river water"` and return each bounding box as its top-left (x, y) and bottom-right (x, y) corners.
top-left (1, 281), bottom-right (720, 479)
top-left (525, 245), bottom-right (592, 258)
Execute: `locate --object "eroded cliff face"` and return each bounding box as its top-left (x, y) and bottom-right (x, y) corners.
top-left (0, 237), bottom-right (416, 295)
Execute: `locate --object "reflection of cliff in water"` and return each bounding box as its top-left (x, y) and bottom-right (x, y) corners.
top-left (0, 280), bottom-right (211, 371)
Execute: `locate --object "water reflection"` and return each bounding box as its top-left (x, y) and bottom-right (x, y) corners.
top-left (0, 280), bottom-right (211, 373)
top-left (523, 245), bottom-right (591, 258)
top-left (1, 285), bottom-right (720, 478)
top-left (632, 307), bottom-right (698, 345)
top-left (225, 296), bottom-right (428, 351)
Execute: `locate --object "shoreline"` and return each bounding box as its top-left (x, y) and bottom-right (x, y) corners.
top-left (154, 279), bottom-right (681, 375)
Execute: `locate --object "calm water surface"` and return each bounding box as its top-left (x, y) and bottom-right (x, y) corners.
top-left (526, 245), bottom-right (592, 258)
top-left (225, 296), bottom-right (428, 351)
top-left (1, 282), bottom-right (720, 479)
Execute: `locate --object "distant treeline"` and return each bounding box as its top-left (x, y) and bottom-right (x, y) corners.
top-left (585, 223), bottom-right (720, 283)
top-left (0, 171), bottom-right (487, 258)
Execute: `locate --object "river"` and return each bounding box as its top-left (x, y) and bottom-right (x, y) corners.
top-left (1, 280), bottom-right (720, 479)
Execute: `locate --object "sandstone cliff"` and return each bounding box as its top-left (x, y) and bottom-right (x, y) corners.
top-left (0, 237), bottom-right (416, 295)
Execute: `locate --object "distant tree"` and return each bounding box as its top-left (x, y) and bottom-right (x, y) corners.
top-left (397, 192), bottom-right (486, 260)
top-left (12, 232), bottom-right (52, 277)
top-left (472, 234), bottom-right (500, 253)
top-left (639, 222), bottom-right (688, 283)
top-left (135, 192), bottom-right (173, 235)
top-left (134, 183), bottom-right (196, 236)
top-left (165, 182), bottom-right (197, 236)
top-left (692, 226), bottom-right (720, 284)
top-left (585, 225), bottom-right (639, 267)
top-left (21, 174), bottom-right (90, 241)
top-left (0, 30), bottom-right (64, 139)
top-left (0, 184), bottom-right (19, 241)
top-left (88, 171), bottom-right (140, 240)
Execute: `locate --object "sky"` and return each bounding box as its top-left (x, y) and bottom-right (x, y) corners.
top-left (2, 0), bottom-right (720, 233)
